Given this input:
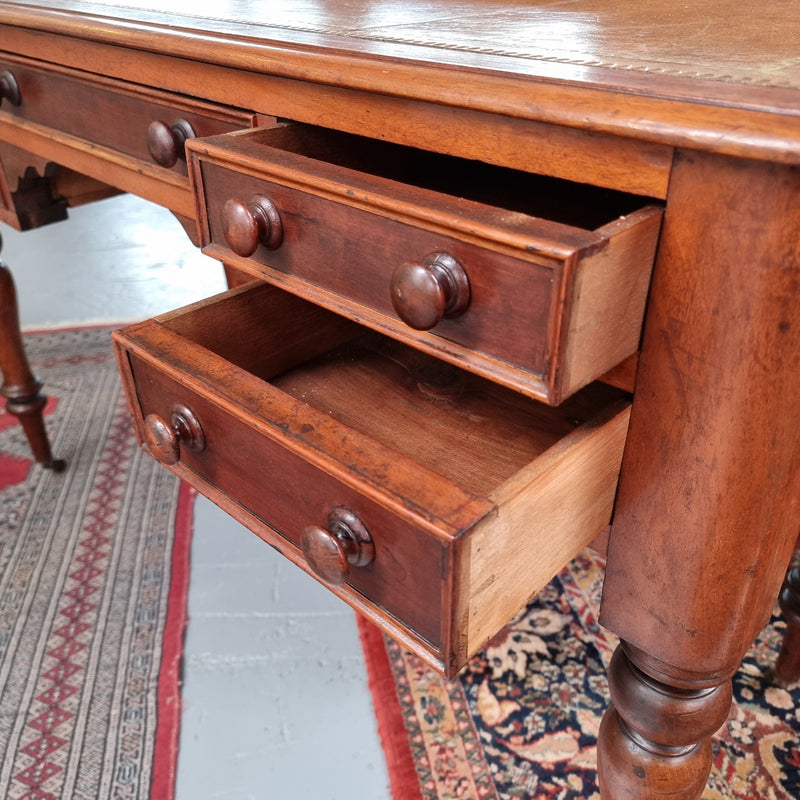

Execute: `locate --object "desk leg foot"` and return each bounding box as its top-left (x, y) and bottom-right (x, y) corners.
top-left (0, 250), bottom-right (65, 471)
top-left (775, 566), bottom-right (800, 684)
top-left (598, 644), bottom-right (732, 800)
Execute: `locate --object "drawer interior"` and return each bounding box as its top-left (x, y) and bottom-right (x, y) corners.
top-left (119, 282), bottom-right (632, 670)
top-left (270, 335), bottom-right (623, 496)
top-left (190, 125), bottom-right (662, 404)
top-left (158, 282), bottom-right (628, 499)
top-left (244, 123), bottom-right (652, 230)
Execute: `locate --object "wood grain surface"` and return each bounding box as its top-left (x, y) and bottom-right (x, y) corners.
top-left (7, 0), bottom-right (800, 90)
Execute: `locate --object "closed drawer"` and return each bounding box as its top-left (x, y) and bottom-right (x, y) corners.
top-left (188, 124), bottom-right (662, 404)
top-left (113, 282), bottom-right (631, 675)
top-left (0, 56), bottom-right (255, 182)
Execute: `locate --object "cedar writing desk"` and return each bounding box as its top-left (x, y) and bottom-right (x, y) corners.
top-left (1, 2), bottom-right (799, 797)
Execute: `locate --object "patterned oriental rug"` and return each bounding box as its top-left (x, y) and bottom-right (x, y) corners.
top-left (359, 548), bottom-right (800, 800)
top-left (0, 327), bottom-right (192, 800)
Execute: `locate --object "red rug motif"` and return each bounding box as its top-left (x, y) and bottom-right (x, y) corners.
top-left (0, 327), bottom-right (191, 800)
top-left (360, 548), bottom-right (800, 799)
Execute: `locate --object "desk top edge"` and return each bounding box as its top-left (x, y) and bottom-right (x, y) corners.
top-left (2, 0), bottom-right (800, 162)
top-left (4, 0), bottom-right (800, 94)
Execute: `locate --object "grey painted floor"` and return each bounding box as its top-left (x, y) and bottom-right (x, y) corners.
top-left (3, 193), bottom-right (391, 800)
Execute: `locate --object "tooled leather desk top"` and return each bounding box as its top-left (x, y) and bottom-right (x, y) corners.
top-left (3, 1), bottom-right (799, 162)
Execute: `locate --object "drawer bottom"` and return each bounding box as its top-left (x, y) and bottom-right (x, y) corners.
top-left (113, 282), bottom-right (631, 673)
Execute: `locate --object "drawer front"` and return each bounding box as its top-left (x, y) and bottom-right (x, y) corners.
top-left (0, 58), bottom-right (255, 179)
top-left (188, 125), bottom-right (663, 404)
top-left (125, 351), bottom-right (448, 650)
top-left (113, 283), bottom-right (631, 674)
top-left (198, 160), bottom-right (553, 373)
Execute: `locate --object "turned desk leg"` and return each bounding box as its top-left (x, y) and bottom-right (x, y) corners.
top-left (0, 236), bottom-right (64, 470)
top-left (775, 566), bottom-right (800, 684)
top-left (598, 645), bottom-right (733, 798)
top-left (598, 152), bottom-right (800, 799)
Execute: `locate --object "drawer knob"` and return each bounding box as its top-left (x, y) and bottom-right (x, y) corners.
top-left (143, 404), bottom-right (205, 466)
top-left (222, 194), bottom-right (283, 256)
top-left (0, 71), bottom-right (21, 106)
top-left (301, 507), bottom-right (374, 586)
top-left (390, 252), bottom-right (470, 330)
top-left (147, 119), bottom-right (196, 168)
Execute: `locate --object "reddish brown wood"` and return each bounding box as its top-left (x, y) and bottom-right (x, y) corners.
top-left (389, 252), bottom-right (470, 331)
top-left (112, 282), bottom-right (629, 672)
top-left (775, 566), bottom-right (800, 684)
top-left (4, 57), bottom-right (250, 164)
top-left (143, 404), bottom-right (205, 465)
top-left (599, 151), bottom-right (800, 797)
top-left (1, 143), bottom-right (120, 232)
top-left (0, 70), bottom-right (21, 106)
top-left (5, 25), bottom-right (675, 197)
top-left (221, 198), bottom-right (259, 256)
top-left (189, 126), bottom-right (661, 404)
top-left (4, 1), bottom-right (799, 169)
top-left (169, 212), bottom-right (201, 247)
top-left (0, 236), bottom-right (64, 470)
top-left (0, 55), bottom-right (257, 218)
top-left (146, 118), bottom-right (195, 168)
top-left (0, 58), bottom-right (253, 178)
top-left (598, 645), bottom-right (733, 800)
top-left (143, 412), bottom-right (181, 464)
top-left (1, 165), bottom-right (68, 230)
top-left (300, 507), bottom-right (375, 587)
top-left (221, 260), bottom-right (253, 288)
top-left (221, 194), bottom-right (282, 256)
top-left (4, 4), bottom-right (800, 796)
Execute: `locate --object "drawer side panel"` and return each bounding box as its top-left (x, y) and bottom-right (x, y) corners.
top-left (455, 402), bottom-right (631, 670)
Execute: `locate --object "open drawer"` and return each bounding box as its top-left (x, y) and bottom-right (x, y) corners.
top-left (187, 124), bottom-right (662, 405)
top-left (112, 282), bottom-right (631, 676)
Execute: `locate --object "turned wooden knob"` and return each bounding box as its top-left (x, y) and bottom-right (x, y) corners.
top-left (0, 71), bottom-right (21, 106)
top-left (301, 507), bottom-right (374, 586)
top-left (146, 119), bottom-right (196, 167)
top-left (390, 252), bottom-right (470, 330)
top-left (222, 194), bottom-right (283, 256)
top-left (143, 404), bottom-right (205, 466)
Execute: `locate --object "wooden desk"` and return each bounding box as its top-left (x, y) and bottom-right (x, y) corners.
top-left (2, 2), bottom-right (799, 797)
